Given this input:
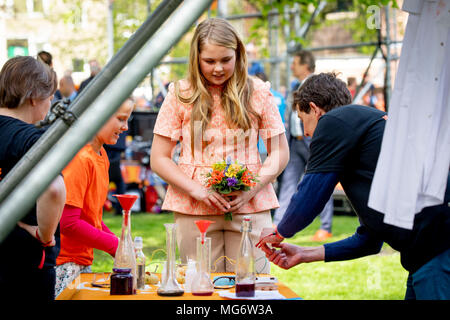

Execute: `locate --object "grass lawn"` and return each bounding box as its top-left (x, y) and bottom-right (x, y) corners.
top-left (93, 212), bottom-right (409, 300)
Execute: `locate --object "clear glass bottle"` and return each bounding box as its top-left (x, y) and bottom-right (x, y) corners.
top-left (134, 236), bottom-right (146, 290)
top-left (235, 216), bottom-right (255, 297)
top-left (157, 223), bottom-right (184, 296)
top-left (113, 207), bottom-right (137, 294)
top-left (191, 237), bottom-right (214, 296)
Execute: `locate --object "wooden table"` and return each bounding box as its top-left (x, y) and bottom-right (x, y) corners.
top-left (57, 272), bottom-right (300, 300)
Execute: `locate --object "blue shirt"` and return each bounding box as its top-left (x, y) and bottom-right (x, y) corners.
top-left (258, 89), bottom-right (286, 154)
top-left (276, 172), bottom-right (384, 262)
top-left (248, 62), bottom-right (264, 76)
top-left (68, 91), bottom-right (78, 103)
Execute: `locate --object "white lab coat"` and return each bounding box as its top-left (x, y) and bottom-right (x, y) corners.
top-left (368, 0), bottom-right (450, 230)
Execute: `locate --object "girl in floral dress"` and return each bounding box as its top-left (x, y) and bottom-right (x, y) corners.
top-left (151, 18), bottom-right (289, 272)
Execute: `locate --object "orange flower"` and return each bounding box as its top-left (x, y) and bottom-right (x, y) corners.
top-left (211, 170), bottom-right (224, 181)
top-left (207, 169), bottom-right (224, 187)
top-left (241, 170), bottom-right (256, 187)
top-left (242, 178), bottom-right (256, 187)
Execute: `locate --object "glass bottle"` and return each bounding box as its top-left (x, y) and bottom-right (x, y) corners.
top-left (191, 237), bottom-right (214, 296)
top-left (184, 258), bottom-right (196, 293)
top-left (134, 236), bottom-right (146, 290)
top-left (235, 216), bottom-right (255, 297)
top-left (157, 223), bottom-right (184, 296)
top-left (113, 206), bottom-right (137, 294)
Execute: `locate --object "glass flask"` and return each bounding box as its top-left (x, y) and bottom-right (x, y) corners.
top-left (235, 216), bottom-right (255, 297)
top-left (157, 223), bottom-right (184, 296)
top-left (113, 194), bottom-right (138, 294)
top-left (191, 237), bottom-right (214, 296)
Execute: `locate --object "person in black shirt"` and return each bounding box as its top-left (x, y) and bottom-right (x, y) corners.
top-left (256, 73), bottom-right (450, 300)
top-left (0, 56), bottom-right (66, 300)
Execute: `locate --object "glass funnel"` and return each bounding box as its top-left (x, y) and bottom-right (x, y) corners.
top-left (157, 223), bottom-right (184, 296)
top-left (113, 194), bottom-right (138, 294)
top-left (191, 236), bottom-right (214, 296)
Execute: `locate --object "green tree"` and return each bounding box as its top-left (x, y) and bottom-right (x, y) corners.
top-left (112, 0), bottom-right (161, 53)
top-left (47, 0), bottom-right (109, 69)
top-left (245, 0), bottom-right (398, 54)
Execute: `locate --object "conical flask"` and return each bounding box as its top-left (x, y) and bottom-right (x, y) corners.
top-left (157, 223), bottom-right (184, 296)
top-left (113, 194), bottom-right (138, 294)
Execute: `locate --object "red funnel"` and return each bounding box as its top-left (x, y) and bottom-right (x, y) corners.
top-left (195, 220), bottom-right (214, 244)
top-left (195, 220), bottom-right (214, 233)
top-left (113, 194), bottom-right (138, 211)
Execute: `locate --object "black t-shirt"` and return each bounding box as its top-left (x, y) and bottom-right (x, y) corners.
top-left (306, 105), bottom-right (450, 273)
top-left (0, 115), bottom-right (60, 271)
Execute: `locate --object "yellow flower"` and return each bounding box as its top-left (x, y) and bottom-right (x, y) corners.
top-left (212, 161), bottom-right (227, 172)
top-left (225, 163), bottom-right (241, 178)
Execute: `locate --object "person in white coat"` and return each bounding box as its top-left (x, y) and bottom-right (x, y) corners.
top-left (368, 0), bottom-right (450, 230)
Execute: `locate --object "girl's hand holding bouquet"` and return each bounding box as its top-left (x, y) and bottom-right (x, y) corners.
top-left (205, 159), bottom-right (259, 220)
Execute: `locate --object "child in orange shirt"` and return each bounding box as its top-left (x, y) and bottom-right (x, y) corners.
top-left (55, 98), bottom-right (134, 297)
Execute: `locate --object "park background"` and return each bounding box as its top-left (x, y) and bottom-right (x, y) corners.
top-left (1, 0), bottom-right (409, 299)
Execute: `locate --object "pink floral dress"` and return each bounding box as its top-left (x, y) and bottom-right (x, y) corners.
top-left (153, 77), bottom-right (285, 216)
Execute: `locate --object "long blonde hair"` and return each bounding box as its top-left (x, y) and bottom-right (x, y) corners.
top-left (174, 18), bottom-right (260, 155)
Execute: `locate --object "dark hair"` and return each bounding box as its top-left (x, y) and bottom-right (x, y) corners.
top-left (37, 51), bottom-right (53, 67)
top-left (294, 50), bottom-right (315, 73)
top-left (255, 72), bottom-right (268, 82)
top-left (347, 77), bottom-right (357, 86)
top-left (293, 72), bottom-right (352, 113)
top-left (0, 56), bottom-right (57, 109)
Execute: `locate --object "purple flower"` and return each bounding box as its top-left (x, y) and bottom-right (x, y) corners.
top-left (227, 177), bottom-right (238, 187)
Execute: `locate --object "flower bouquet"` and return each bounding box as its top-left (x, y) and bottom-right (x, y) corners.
top-left (205, 159), bottom-right (258, 220)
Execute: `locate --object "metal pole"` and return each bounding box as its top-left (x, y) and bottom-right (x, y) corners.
top-left (298, 0), bottom-right (326, 38)
top-left (107, 0), bottom-right (114, 61)
top-left (294, 40), bottom-right (403, 53)
top-left (293, 2), bottom-right (300, 38)
top-left (147, 0), bottom-right (155, 105)
top-left (0, 0), bottom-right (183, 204)
top-left (268, 1), bottom-right (280, 91)
top-left (158, 41), bottom-right (402, 65)
top-left (0, 0), bottom-right (214, 243)
top-left (217, 0), bottom-right (228, 18)
top-left (223, 11), bottom-right (280, 21)
top-left (283, 4), bottom-right (292, 93)
top-left (384, 5), bottom-right (392, 111)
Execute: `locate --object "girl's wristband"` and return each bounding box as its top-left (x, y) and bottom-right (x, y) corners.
top-left (35, 229), bottom-right (53, 247)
